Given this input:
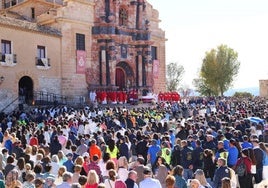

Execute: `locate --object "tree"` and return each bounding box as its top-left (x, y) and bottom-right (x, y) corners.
top-left (233, 92), bottom-right (253, 98)
top-left (192, 78), bottom-right (216, 96)
top-left (166, 62), bottom-right (185, 91)
top-left (197, 44), bottom-right (240, 96)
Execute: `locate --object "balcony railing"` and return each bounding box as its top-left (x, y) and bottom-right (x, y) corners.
top-left (36, 57), bottom-right (51, 70)
top-left (0, 53), bottom-right (17, 66)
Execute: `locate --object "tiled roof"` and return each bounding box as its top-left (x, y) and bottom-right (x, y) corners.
top-left (0, 15), bottom-right (61, 36)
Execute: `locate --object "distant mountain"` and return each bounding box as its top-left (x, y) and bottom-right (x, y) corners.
top-left (224, 87), bottom-right (259, 96)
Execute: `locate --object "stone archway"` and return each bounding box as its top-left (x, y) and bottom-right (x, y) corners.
top-left (116, 61), bottom-right (134, 90)
top-left (18, 76), bottom-right (34, 104)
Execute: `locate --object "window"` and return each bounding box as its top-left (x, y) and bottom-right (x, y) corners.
top-left (1, 40), bottom-right (11, 61)
top-left (151, 46), bottom-right (157, 60)
top-left (31, 8), bottom-right (35, 19)
top-left (36, 45), bottom-right (50, 68)
top-left (37, 45), bottom-right (46, 58)
top-left (119, 7), bottom-right (128, 26)
top-left (76, 33), bottom-right (85, 51)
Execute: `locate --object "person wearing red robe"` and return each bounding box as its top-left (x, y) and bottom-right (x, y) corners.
top-left (118, 91), bottom-right (124, 104)
top-left (96, 90), bottom-right (101, 103)
top-left (158, 92), bottom-right (163, 102)
top-left (111, 90), bottom-right (117, 104)
top-left (122, 90), bottom-right (127, 103)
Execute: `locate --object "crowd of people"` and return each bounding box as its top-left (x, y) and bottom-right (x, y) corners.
top-left (0, 96), bottom-right (268, 188)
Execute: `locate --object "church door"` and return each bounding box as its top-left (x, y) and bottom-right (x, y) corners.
top-left (116, 68), bottom-right (125, 90)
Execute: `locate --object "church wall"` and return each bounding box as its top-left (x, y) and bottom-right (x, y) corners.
top-left (0, 24), bottom-right (61, 109)
top-left (259, 80), bottom-right (268, 98)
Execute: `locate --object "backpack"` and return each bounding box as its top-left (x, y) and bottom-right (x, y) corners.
top-left (235, 159), bottom-right (247, 177)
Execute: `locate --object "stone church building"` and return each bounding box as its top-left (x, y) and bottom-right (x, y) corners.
top-left (0, 0), bottom-right (166, 109)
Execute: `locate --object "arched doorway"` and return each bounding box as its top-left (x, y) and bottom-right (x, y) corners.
top-left (18, 76), bottom-right (33, 104)
top-left (116, 68), bottom-right (125, 90)
top-left (116, 62), bottom-right (134, 90)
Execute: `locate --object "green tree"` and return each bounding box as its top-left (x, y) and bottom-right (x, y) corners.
top-left (198, 44), bottom-right (240, 96)
top-left (233, 91), bottom-right (253, 98)
top-left (192, 78), bottom-right (216, 96)
top-left (166, 62), bottom-right (185, 91)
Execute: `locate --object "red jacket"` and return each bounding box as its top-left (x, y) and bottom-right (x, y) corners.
top-left (235, 156), bottom-right (252, 174)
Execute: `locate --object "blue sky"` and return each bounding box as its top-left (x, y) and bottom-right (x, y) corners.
top-left (147, 0), bottom-right (268, 89)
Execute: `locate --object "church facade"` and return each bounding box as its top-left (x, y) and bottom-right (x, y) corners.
top-left (0, 0), bottom-right (166, 109)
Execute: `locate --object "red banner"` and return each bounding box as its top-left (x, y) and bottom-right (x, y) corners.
top-left (76, 50), bottom-right (86, 74)
top-left (153, 60), bottom-right (159, 79)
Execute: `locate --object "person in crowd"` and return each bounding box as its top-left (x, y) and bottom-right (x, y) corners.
top-left (125, 170), bottom-right (138, 188)
top-left (221, 177), bottom-right (231, 188)
top-left (4, 155), bottom-right (16, 178)
top-left (23, 172), bottom-right (36, 188)
top-left (213, 158), bottom-right (231, 188)
top-left (139, 167), bottom-right (162, 188)
top-left (104, 169), bottom-right (117, 188)
top-left (57, 150), bottom-right (67, 166)
top-left (72, 165), bottom-right (82, 184)
top-left (215, 141), bottom-right (228, 162)
top-left (84, 170), bottom-right (99, 188)
top-left (117, 156), bottom-right (129, 182)
top-left (63, 153), bottom-right (75, 173)
top-left (172, 165), bottom-right (187, 188)
top-left (165, 175), bottom-right (176, 188)
top-left (74, 156), bottom-right (87, 176)
top-left (152, 156), bottom-right (170, 176)
top-left (194, 169), bottom-right (212, 188)
top-left (259, 142), bottom-right (268, 180)
top-left (160, 141), bottom-right (172, 165)
top-left (33, 163), bottom-right (44, 179)
top-left (42, 163), bottom-right (55, 180)
top-left (50, 136), bottom-right (62, 156)
top-left (155, 163), bottom-right (169, 188)
top-left (98, 152), bottom-right (110, 177)
top-left (51, 155), bottom-right (60, 176)
top-left (34, 178), bottom-right (45, 188)
top-left (181, 139), bottom-right (193, 181)
top-left (5, 169), bottom-right (23, 188)
top-left (56, 171), bottom-right (73, 188)
top-left (147, 139), bottom-right (161, 166)
top-left (241, 135), bottom-right (253, 149)
top-left (227, 139), bottom-right (239, 168)
top-left (106, 139), bottom-right (119, 165)
top-left (136, 135), bottom-right (149, 164)
top-left (54, 166), bottom-right (67, 185)
top-left (76, 138), bottom-right (88, 156)
top-left (118, 137), bottom-right (130, 161)
top-left (88, 155), bottom-right (102, 181)
top-left (89, 139), bottom-right (102, 162)
top-left (189, 179), bottom-right (202, 188)
top-left (234, 148), bottom-right (252, 188)
top-left (78, 175), bottom-right (87, 188)
top-left (133, 157), bottom-right (145, 185)
top-left (171, 139), bottom-right (182, 168)
top-left (252, 139), bottom-right (264, 183)
top-left (16, 157), bottom-right (26, 182)
top-left (204, 149), bottom-right (216, 182)
top-left (192, 140), bottom-right (204, 172)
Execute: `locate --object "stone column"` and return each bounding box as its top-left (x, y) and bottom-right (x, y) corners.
top-left (139, 55), bottom-right (143, 86)
top-left (101, 49), bottom-right (106, 85)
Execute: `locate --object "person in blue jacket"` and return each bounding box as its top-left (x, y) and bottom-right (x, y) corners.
top-left (214, 157), bottom-right (231, 188)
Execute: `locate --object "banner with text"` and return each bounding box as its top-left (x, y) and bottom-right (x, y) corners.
top-left (76, 50), bottom-right (86, 74)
